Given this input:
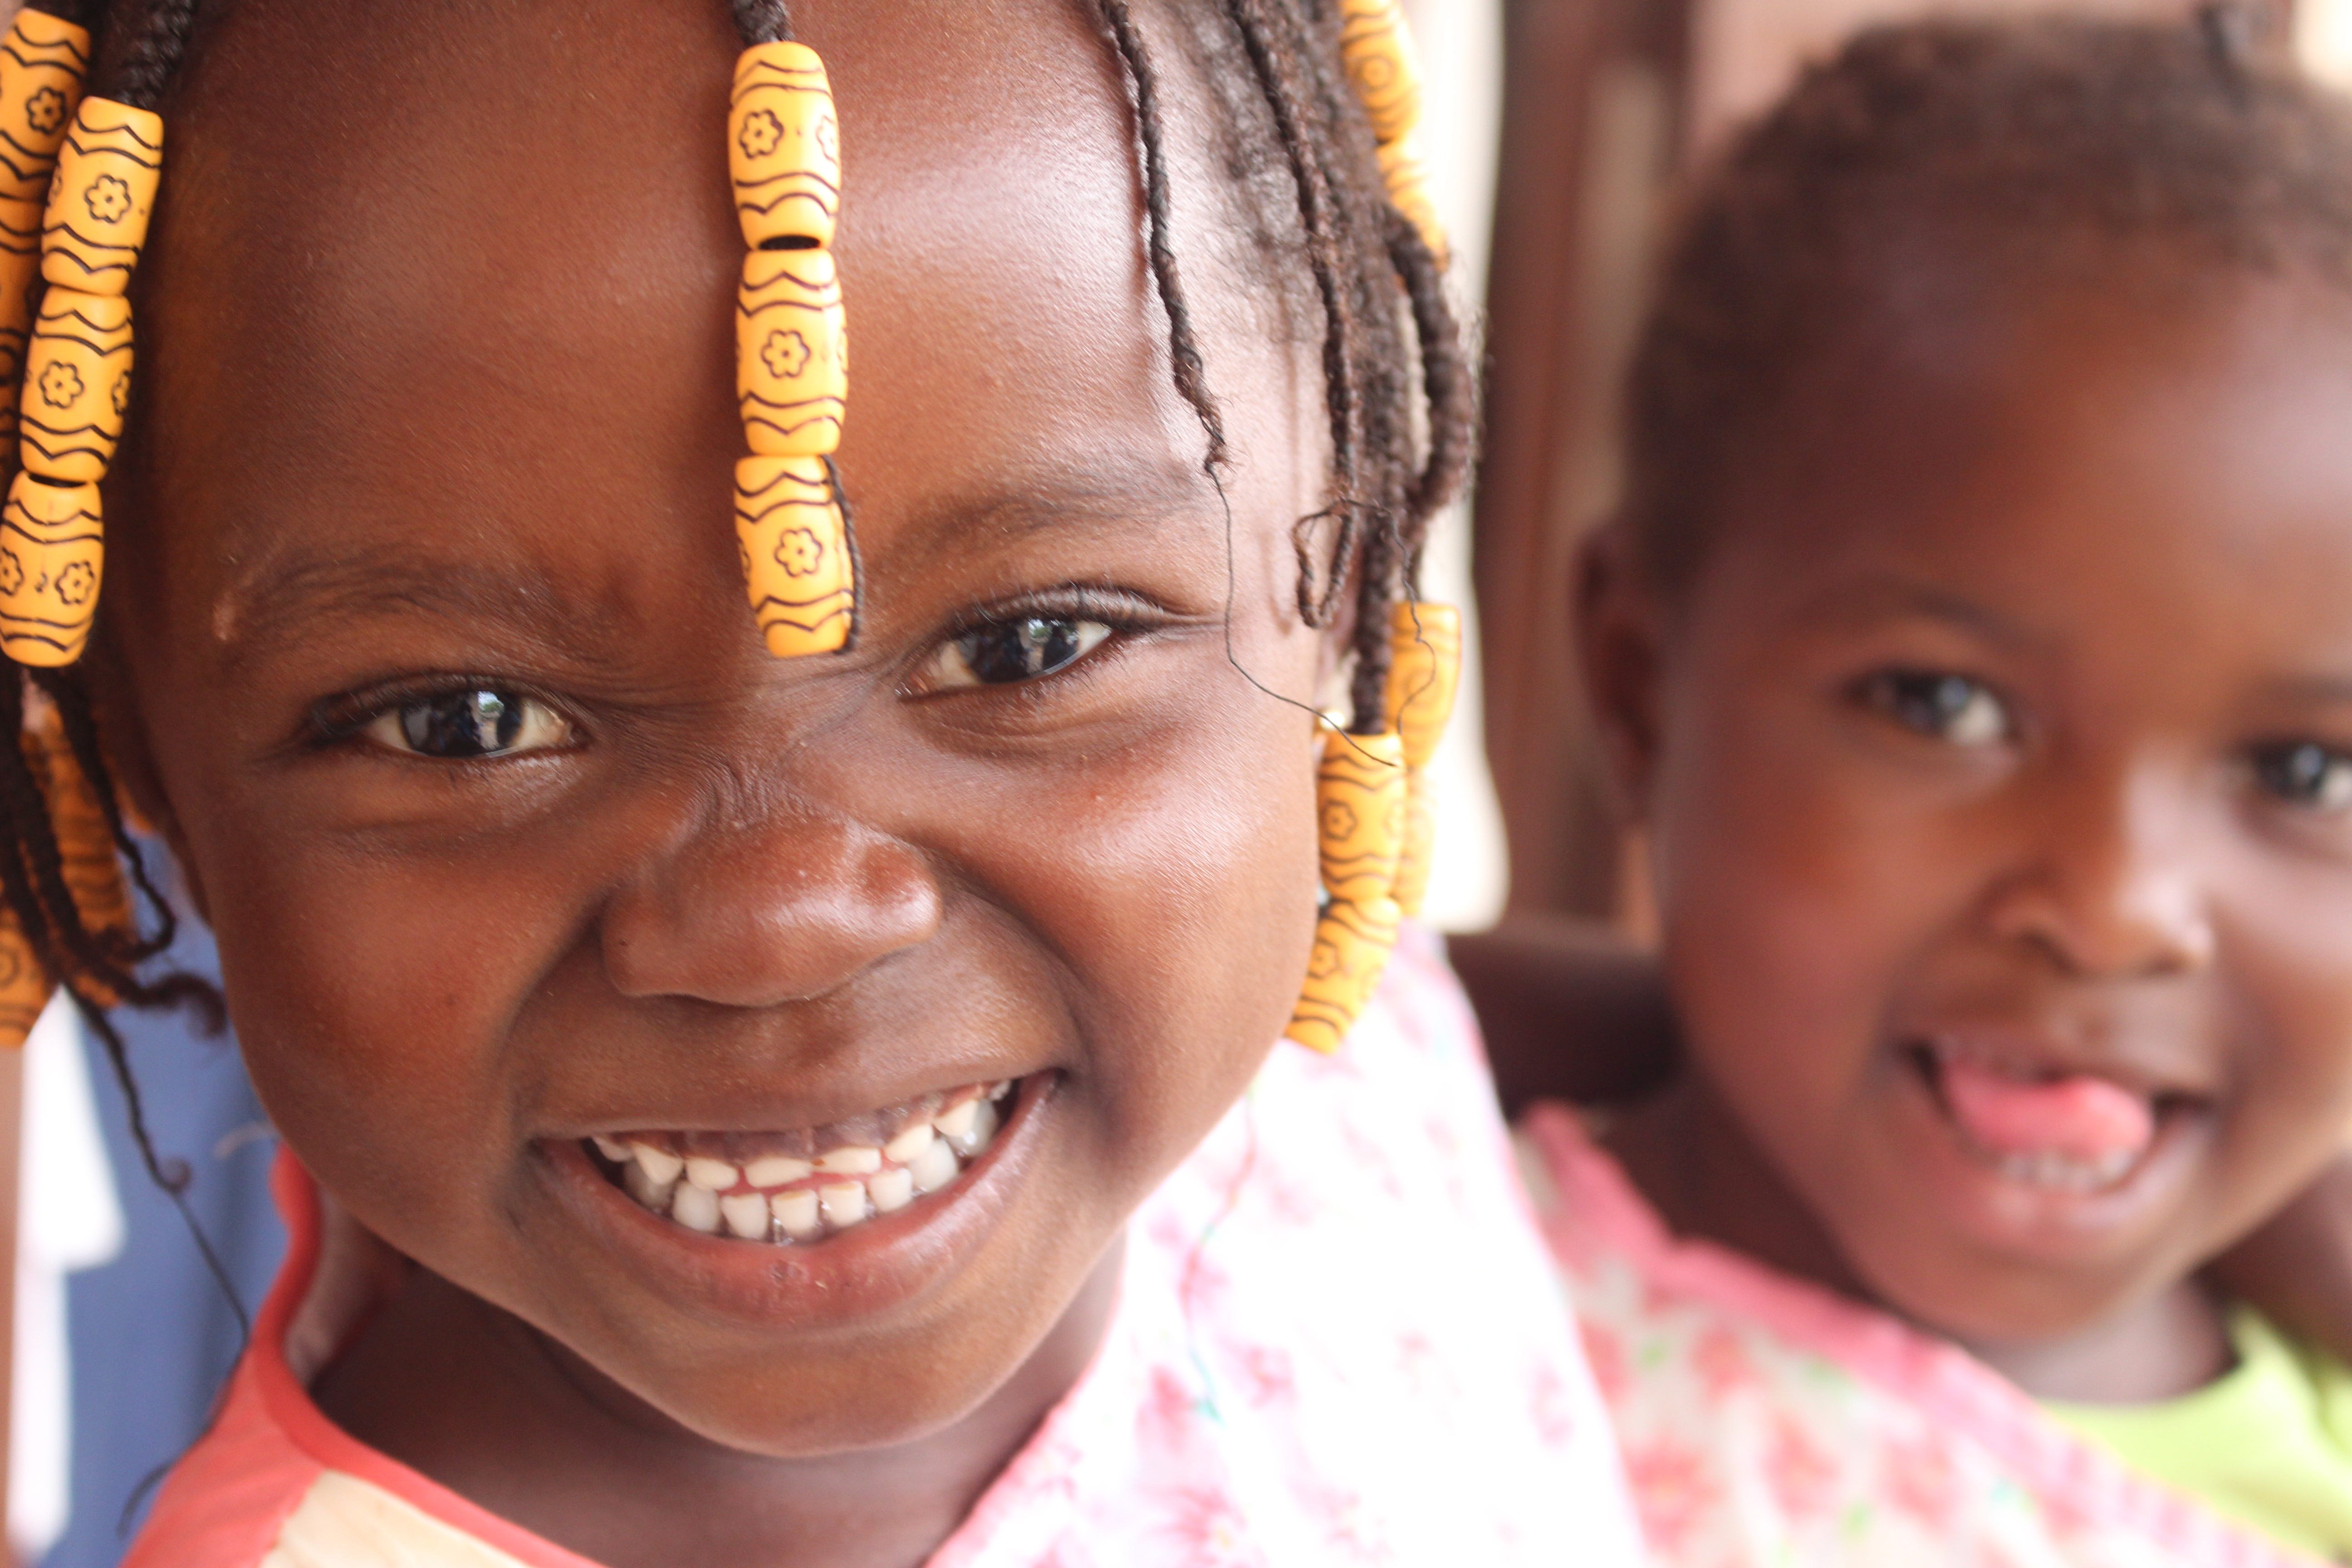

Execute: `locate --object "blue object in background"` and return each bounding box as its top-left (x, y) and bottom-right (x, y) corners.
top-left (43, 917), bottom-right (284, 1567)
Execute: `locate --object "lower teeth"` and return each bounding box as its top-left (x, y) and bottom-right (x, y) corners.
top-left (595, 1088), bottom-right (1008, 1245)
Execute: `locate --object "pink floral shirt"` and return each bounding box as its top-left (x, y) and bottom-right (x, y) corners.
top-left (1524, 1102), bottom-right (2323, 1568)
top-left (124, 931), bottom-right (1645, 1568)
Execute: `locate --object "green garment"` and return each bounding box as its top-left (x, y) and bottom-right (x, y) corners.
top-left (2047, 1306), bottom-right (2352, 1564)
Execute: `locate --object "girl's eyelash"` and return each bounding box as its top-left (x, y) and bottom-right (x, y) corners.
top-left (939, 585), bottom-right (1166, 641)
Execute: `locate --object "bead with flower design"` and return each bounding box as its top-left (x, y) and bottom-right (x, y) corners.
top-left (0, 470), bottom-right (100, 666)
top-left (39, 97), bottom-right (159, 295)
top-left (1285, 895), bottom-right (1404, 1054)
top-left (19, 287), bottom-right (129, 483)
top-left (738, 248), bottom-right (845, 456)
top-left (1317, 728), bottom-right (1406, 903)
top-left (729, 41), bottom-right (840, 251)
top-left (1338, 0), bottom-right (1424, 146)
top-left (0, 8), bottom-right (88, 206)
top-left (735, 455), bottom-right (852, 657)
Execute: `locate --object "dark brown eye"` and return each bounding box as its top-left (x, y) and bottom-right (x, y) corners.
top-left (1857, 670), bottom-right (2009, 746)
top-left (926, 617), bottom-right (1112, 688)
top-left (2252, 741), bottom-right (2352, 812)
top-left (363, 689), bottom-right (570, 760)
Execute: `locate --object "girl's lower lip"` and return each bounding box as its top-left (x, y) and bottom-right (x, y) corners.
top-left (1889, 1046), bottom-right (2210, 1254)
top-left (536, 1074), bottom-right (1054, 1331)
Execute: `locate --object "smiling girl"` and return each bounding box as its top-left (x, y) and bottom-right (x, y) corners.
top-left (0, 0), bottom-right (1642, 1563)
top-left (1523, 15), bottom-right (2352, 1566)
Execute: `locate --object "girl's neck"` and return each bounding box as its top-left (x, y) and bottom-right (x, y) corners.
top-left (1604, 1073), bottom-right (2232, 1404)
top-left (312, 1242), bottom-right (1123, 1568)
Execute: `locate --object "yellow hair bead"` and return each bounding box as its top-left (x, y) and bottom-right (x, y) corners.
top-left (1284, 895), bottom-right (1403, 1054)
top-left (0, 911), bottom-right (46, 1049)
top-left (0, 9), bottom-right (88, 206)
top-left (1392, 767), bottom-right (1436, 918)
top-left (18, 286), bottom-right (128, 483)
top-left (738, 248), bottom-right (846, 456)
top-left (1377, 135), bottom-right (1445, 265)
top-left (735, 454), bottom-right (852, 657)
top-left (730, 42), bottom-right (840, 252)
top-left (1338, 0), bottom-right (1424, 146)
top-left (25, 706), bottom-right (128, 941)
top-left (1382, 600), bottom-right (1460, 770)
top-left (1317, 727), bottom-right (1406, 903)
top-left (39, 97), bottom-right (159, 295)
top-left (0, 470), bottom-right (98, 666)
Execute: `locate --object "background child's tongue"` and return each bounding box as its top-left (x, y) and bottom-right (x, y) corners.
top-left (1939, 1055), bottom-right (2155, 1161)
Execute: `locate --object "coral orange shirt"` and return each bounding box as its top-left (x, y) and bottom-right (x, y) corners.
top-left (125, 931), bottom-right (1645, 1568)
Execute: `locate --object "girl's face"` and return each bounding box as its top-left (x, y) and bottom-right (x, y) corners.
top-left (95, 0), bottom-right (1331, 1453)
top-left (1591, 266), bottom-right (2352, 1346)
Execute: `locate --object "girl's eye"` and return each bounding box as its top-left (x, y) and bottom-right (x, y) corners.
top-left (2252, 741), bottom-right (2352, 812)
top-left (1856, 670), bottom-right (2010, 746)
top-left (926, 616), bottom-right (1113, 689)
top-left (361, 689), bottom-right (572, 760)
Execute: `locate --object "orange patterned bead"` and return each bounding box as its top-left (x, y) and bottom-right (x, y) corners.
top-left (738, 248), bottom-right (846, 456)
top-left (1391, 766), bottom-right (1436, 918)
top-left (1284, 896), bottom-right (1402, 1054)
top-left (1377, 135), bottom-right (1445, 266)
top-left (0, 9), bottom-right (88, 205)
top-left (0, 910), bottom-right (47, 1049)
top-left (22, 704), bottom-right (128, 949)
top-left (1317, 727), bottom-right (1405, 904)
top-left (40, 97), bottom-right (159, 295)
top-left (19, 286), bottom-right (128, 483)
top-left (730, 42), bottom-right (840, 251)
top-left (0, 196), bottom-right (38, 451)
top-left (735, 455), bottom-right (852, 657)
top-left (1338, 0), bottom-right (1423, 145)
top-left (0, 470), bottom-right (99, 666)
top-left (1383, 600), bottom-right (1460, 769)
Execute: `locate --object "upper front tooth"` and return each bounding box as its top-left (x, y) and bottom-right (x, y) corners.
top-left (685, 1156), bottom-right (740, 1192)
top-left (909, 1135), bottom-right (960, 1195)
top-left (671, 1184), bottom-right (722, 1235)
top-left (935, 1099), bottom-right (979, 1140)
top-left (720, 1192), bottom-right (771, 1240)
top-left (816, 1146), bottom-right (882, 1176)
top-left (591, 1135), bottom-right (631, 1162)
top-left (883, 1121), bottom-right (936, 1164)
top-left (819, 1182), bottom-right (871, 1230)
top-left (946, 1098), bottom-right (999, 1159)
top-left (745, 1154), bottom-right (814, 1187)
top-left (632, 1143), bottom-right (685, 1185)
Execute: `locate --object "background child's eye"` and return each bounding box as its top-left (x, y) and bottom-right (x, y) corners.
top-left (2251, 741), bottom-right (2352, 812)
top-left (926, 616), bottom-right (1112, 689)
top-left (1855, 670), bottom-right (2010, 745)
top-left (362, 689), bottom-right (572, 760)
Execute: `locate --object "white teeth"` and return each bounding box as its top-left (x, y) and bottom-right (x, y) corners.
top-left (869, 1166), bottom-right (915, 1214)
top-left (671, 1183), bottom-right (723, 1235)
top-left (773, 1188), bottom-right (823, 1240)
top-left (989, 1079), bottom-right (1014, 1102)
top-left (935, 1099), bottom-right (979, 1141)
top-left (946, 1098), bottom-right (998, 1159)
top-left (883, 1121), bottom-right (936, 1165)
top-left (591, 1135), bottom-right (632, 1163)
top-left (632, 1143), bottom-right (685, 1186)
top-left (815, 1145), bottom-right (883, 1176)
top-left (720, 1192), bottom-right (770, 1240)
top-left (624, 1161), bottom-right (677, 1211)
top-left (684, 1156), bottom-right (740, 1192)
top-left (819, 1181), bottom-right (871, 1230)
top-left (744, 1154), bottom-right (813, 1188)
top-left (909, 1135), bottom-right (960, 1195)
top-left (1993, 1147), bottom-right (2136, 1194)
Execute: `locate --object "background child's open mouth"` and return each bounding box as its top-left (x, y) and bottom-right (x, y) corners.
top-left (585, 1079), bottom-right (1019, 1244)
top-left (1911, 1038), bottom-right (2206, 1195)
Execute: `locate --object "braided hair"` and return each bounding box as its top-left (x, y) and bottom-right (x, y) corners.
top-left (4, 0), bottom-right (1470, 1035)
top-left (1622, 11), bottom-right (2352, 592)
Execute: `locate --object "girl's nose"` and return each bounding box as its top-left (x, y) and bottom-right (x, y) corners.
top-left (1981, 767), bottom-right (2218, 980)
top-left (599, 805), bottom-right (944, 1008)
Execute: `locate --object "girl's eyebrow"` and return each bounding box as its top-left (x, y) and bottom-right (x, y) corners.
top-left (1787, 574), bottom-right (2050, 652)
top-left (212, 544), bottom-right (582, 672)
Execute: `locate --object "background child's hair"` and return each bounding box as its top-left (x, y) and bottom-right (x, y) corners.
top-left (1, 0), bottom-right (1471, 1034)
top-left (1623, 11), bottom-right (2352, 592)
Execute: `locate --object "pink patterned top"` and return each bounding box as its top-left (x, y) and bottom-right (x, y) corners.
top-left (123, 931), bottom-right (1645, 1568)
top-left (1523, 1102), bottom-right (2325, 1568)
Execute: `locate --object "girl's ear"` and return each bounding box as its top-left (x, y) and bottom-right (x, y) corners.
top-left (1575, 520), bottom-right (1665, 823)
top-left (82, 637), bottom-right (211, 925)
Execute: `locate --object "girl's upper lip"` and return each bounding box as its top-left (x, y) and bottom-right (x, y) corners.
top-left (557, 1067), bottom-right (1043, 1141)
